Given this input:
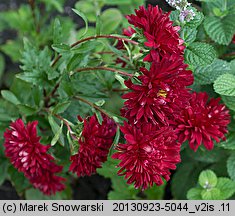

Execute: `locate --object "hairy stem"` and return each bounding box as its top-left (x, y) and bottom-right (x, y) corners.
top-left (74, 96), bottom-right (111, 118)
top-left (73, 66), bottom-right (134, 78)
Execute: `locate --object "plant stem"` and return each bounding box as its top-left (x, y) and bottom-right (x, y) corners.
top-left (73, 66), bottom-right (134, 78)
top-left (51, 35), bottom-right (138, 67)
top-left (28, 0), bottom-right (40, 33)
top-left (44, 108), bottom-right (77, 140)
top-left (70, 35), bottom-right (138, 47)
top-left (74, 96), bottom-right (110, 118)
top-left (44, 82), bottom-right (60, 108)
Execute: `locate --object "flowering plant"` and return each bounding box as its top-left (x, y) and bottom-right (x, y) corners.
top-left (0, 0), bottom-right (235, 200)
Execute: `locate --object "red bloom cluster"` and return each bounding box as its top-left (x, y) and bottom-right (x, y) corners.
top-left (70, 114), bottom-right (116, 177)
top-left (121, 54), bottom-right (193, 125)
top-left (127, 5), bottom-right (185, 58)
top-left (4, 119), bottom-right (65, 195)
top-left (113, 4), bottom-right (230, 190)
top-left (113, 122), bottom-right (180, 189)
top-left (174, 92), bottom-right (230, 151)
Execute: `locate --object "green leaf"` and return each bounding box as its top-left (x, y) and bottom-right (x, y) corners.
top-left (0, 159), bottom-right (9, 185)
top-left (53, 18), bottom-right (62, 44)
top-left (48, 115), bottom-right (65, 146)
top-left (25, 186), bottom-right (72, 200)
top-left (180, 27), bottom-right (197, 45)
top-left (97, 157), bottom-right (139, 199)
top-left (20, 40), bottom-right (57, 86)
top-left (0, 40), bottom-right (22, 62)
top-left (8, 166), bottom-right (31, 195)
top-left (95, 111), bottom-right (103, 125)
top-left (75, 1), bottom-right (96, 22)
top-left (171, 162), bottom-right (202, 199)
top-left (103, 0), bottom-right (132, 4)
top-left (214, 73), bottom-right (235, 96)
top-left (185, 146), bottom-right (224, 163)
top-left (194, 59), bottom-right (231, 85)
top-left (185, 42), bottom-right (217, 67)
top-left (40, 0), bottom-right (63, 13)
top-left (186, 9), bottom-right (204, 28)
top-left (216, 177), bottom-right (235, 199)
top-left (52, 43), bottom-right (70, 53)
top-left (101, 9), bottom-right (123, 34)
top-left (52, 101), bottom-right (71, 114)
top-left (227, 153), bottom-right (235, 181)
top-left (72, 8), bottom-right (88, 38)
top-left (201, 188), bottom-right (221, 200)
top-left (51, 121), bottom-right (63, 146)
top-left (204, 15), bottom-right (235, 45)
top-left (219, 133), bottom-right (235, 150)
top-left (187, 188), bottom-right (203, 200)
top-left (144, 183), bottom-right (166, 200)
top-left (1, 90), bottom-right (20, 105)
top-left (0, 54), bottom-right (5, 80)
top-left (199, 170), bottom-right (217, 188)
top-left (222, 95), bottom-right (235, 111)
top-left (17, 104), bottom-right (37, 116)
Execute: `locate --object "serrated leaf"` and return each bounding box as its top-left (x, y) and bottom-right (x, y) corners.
top-left (185, 42), bottom-right (216, 67)
top-left (51, 121), bottom-right (63, 146)
top-left (52, 101), bottom-right (71, 114)
top-left (186, 9), bottom-right (204, 28)
top-left (187, 188), bottom-right (203, 200)
top-left (20, 40), bottom-right (57, 86)
top-left (222, 95), bottom-right (235, 111)
top-left (199, 170), bottom-right (217, 188)
top-left (204, 15), bottom-right (235, 45)
top-left (201, 188), bottom-right (221, 200)
top-left (227, 153), bottom-right (235, 181)
top-left (101, 9), bottom-right (123, 34)
top-left (180, 27), bottom-right (197, 45)
top-left (194, 59), bottom-right (231, 85)
top-left (216, 177), bottom-right (235, 199)
top-left (1, 90), bottom-right (20, 105)
top-left (17, 104), bottom-right (37, 116)
top-left (214, 73), bottom-right (235, 96)
top-left (72, 8), bottom-right (88, 38)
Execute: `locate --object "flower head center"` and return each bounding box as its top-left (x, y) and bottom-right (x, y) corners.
top-left (157, 89), bottom-right (167, 98)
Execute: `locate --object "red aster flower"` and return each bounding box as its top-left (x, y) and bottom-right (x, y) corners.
top-left (70, 114), bottom-right (117, 177)
top-left (126, 5), bottom-right (185, 58)
top-left (112, 122), bottom-right (181, 190)
top-left (232, 34), bottom-right (235, 44)
top-left (121, 53), bottom-right (193, 125)
top-left (174, 92), bottom-right (230, 151)
top-left (4, 119), bottom-right (65, 195)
